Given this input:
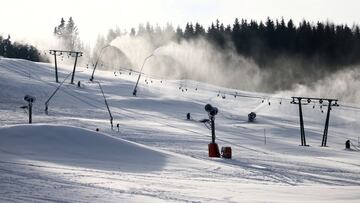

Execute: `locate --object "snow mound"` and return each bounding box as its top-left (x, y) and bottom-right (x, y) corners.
top-left (0, 124), bottom-right (168, 172)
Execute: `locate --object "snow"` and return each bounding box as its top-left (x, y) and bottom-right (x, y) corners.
top-left (0, 58), bottom-right (360, 202)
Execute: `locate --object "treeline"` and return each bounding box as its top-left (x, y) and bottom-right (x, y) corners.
top-left (118, 18), bottom-right (360, 69)
top-left (201, 18), bottom-right (360, 68)
top-left (0, 35), bottom-right (43, 62)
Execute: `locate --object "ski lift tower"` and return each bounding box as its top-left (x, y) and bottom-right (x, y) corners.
top-left (49, 50), bottom-right (83, 84)
top-left (290, 97), bottom-right (339, 147)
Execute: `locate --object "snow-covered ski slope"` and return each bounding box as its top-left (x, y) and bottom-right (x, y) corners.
top-left (0, 57), bottom-right (359, 202)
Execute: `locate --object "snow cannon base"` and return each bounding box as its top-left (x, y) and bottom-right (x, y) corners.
top-left (221, 146), bottom-right (232, 159)
top-left (208, 143), bottom-right (220, 157)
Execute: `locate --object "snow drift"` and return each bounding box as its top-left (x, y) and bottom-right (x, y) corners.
top-left (0, 124), bottom-right (167, 172)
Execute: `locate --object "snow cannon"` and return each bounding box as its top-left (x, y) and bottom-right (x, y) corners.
top-left (205, 104), bottom-right (218, 117)
top-left (205, 104), bottom-right (220, 158)
top-left (248, 112), bottom-right (256, 122)
top-left (24, 95), bottom-right (36, 124)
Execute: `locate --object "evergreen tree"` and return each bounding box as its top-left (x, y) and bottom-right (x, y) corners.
top-left (194, 23), bottom-right (205, 37)
top-left (106, 27), bottom-right (122, 43)
top-left (184, 23), bottom-right (194, 39)
top-left (130, 28), bottom-right (136, 37)
top-left (54, 18), bottom-right (66, 37)
top-left (175, 26), bottom-right (184, 41)
top-left (65, 17), bottom-right (79, 50)
top-left (137, 24), bottom-right (146, 36)
top-left (54, 17), bottom-right (82, 50)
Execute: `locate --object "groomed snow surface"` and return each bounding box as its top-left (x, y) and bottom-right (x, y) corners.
top-left (0, 58), bottom-right (359, 202)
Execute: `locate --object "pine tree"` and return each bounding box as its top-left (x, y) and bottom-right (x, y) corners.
top-left (54, 17), bottom-right (81, 50)
top-left (175, 26), bottom-right (183, 41)
top-left (106, 27), bottom-right (121, 43)
top-left (184, 23), bottom-right (194, 39)
top-left (194, 23), bottom-right (205, 37)
top-left (54, 18), bottom-right (66, 37)
top-left (130, 28), bottom-right (136, 37)
top-left (65, 17), bottom-right (79, 50)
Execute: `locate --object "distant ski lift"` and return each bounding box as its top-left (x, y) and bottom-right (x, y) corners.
top-left (291, 97), bottom-right (295, 104)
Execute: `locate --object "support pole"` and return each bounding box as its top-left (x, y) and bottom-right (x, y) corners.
top-left (298, 98), bottom-right (307, 146)
top-left (97, 82), bottom-right (113, 129)
top-left (90, 59), bottom-right (99, 82)
top-left (28, 102), bottom-right (32, 124)
top-left (24, 95), bottom-right (35, 124)
top-left (45, 72), bottom-right (72, 114)
top-left (264, 128), bottom-right (266, 145)
top-left (70, 52), bottom-right (79, 84)
top-left (90, 45), bottom-right (110, 82)
top-left (54, 52), bottom-right (58, 83)
top-left (211, 116), bottom-right (215, 143)
top-left (133, 54), bottom-right (154, 96)
top-left (321, 100), bottom-right (332, 147)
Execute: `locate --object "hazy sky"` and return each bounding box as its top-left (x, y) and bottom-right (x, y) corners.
top-left (1, 0), bottom-right (359, 48)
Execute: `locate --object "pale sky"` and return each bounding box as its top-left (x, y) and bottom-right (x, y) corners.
top-left (0, 0), bottom-right (359, 48)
